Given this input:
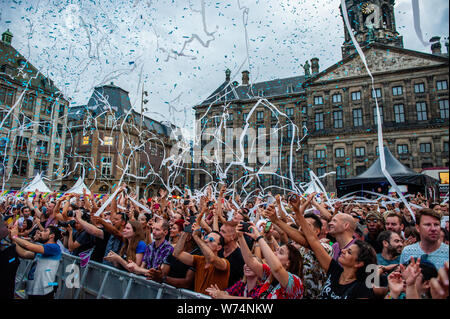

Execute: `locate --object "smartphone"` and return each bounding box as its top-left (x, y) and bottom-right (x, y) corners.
top-left (240, 221), bottom-right (251, 233)
top-left (184, 215), bottom-right (197, 233)
top-left (264, 221), bottom-right (272, 233)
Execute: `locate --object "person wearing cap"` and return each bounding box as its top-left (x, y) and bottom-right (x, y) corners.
top-left (400, 209), bottom-right (449, 269)
top-left (364, 211), bottom-right (385, 254)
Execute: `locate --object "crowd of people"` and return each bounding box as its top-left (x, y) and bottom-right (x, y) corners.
top-left (0, 184), bottom-right (448, 299)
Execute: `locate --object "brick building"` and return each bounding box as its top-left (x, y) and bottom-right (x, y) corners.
top-left (193, 0), bottom-right (449, 192)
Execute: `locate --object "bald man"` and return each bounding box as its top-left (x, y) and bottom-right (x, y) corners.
top-left (328, 213), bottom-right (357, 261)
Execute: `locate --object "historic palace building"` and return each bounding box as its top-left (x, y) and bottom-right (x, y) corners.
top-left (66, 83), bottom-right (186, 196)
top-left (193, 0), bottom-right (449, 192)
top-left (0, 30), bottom-right (70, 190)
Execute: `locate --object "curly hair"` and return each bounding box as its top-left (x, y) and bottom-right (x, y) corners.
top-left (353, 240), bottom-right (377, 282)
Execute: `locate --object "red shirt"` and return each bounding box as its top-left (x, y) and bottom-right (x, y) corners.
top-left (257, 264), bottom-right (304, 299)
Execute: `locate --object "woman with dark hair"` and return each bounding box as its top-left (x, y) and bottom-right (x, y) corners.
top-left (291, 193), bottom-right (377, 299)
top-left (104, 220), bottom-right (146, 270)
top-left (236, 215), bottom-right (304, 299)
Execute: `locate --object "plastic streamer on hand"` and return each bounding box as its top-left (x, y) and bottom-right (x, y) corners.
top-left (341, 0), bottom-right (416, 221)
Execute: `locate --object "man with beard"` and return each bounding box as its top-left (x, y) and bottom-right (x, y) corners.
top-left (11, 225), bottom-right (62, 299)
top-left (384, 212), bottom-right (404, 237)
top-left (376, 230), bottom-right (403, 266)
top-left (364, 212), bottom-right (385, 254)
top-left (400, 209), bottom-right (449, 269)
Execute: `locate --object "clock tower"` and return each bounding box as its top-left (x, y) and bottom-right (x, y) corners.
top-left (340, 0), bottom-right (404, 58)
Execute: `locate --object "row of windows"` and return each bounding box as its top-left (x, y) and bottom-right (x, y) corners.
top-left (202, 99), bottom-right (449, 129)
top-left (314, 100), bottom-right (449, 130)
top-left (315, 141), bottom-right (449, 160)
top-left (313, 80), bottom-right (448, 105)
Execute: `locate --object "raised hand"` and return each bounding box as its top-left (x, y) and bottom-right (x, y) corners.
top-left (387, 271), bottom-right (404, 298)
top-left (401, 257), bottom-right (421, 287)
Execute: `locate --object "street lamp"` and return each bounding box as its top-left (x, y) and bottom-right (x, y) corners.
top-left (138, 84), bottom-right (149, 198)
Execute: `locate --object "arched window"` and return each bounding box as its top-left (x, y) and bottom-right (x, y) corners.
top-left (99, 185), bottom-right (109, 193)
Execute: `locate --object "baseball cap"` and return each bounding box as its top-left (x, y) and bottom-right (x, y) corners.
top-left (366, 211), bottom-right (382, 221)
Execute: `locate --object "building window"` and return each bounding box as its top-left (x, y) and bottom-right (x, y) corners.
top-left (13, 159), bottom-right (28, 176)
top-left (373, 106), bottom-right (383, 125)
top-left (314, 96), bottom-right (324, 105)
top-left (287, 85), bottom-right (294, 93)
top-left (444, 141), bottom-right (449, 153)
top-left (315, 112), bottom-right (324, 131)
top-left (106, 115), bottom-right (114, 128)
top-left (34, 161), bottom-right (48, 176)
top-left (301, 106), bottom-right (307, 114)
top-left (82, 136), bottom-right (90, 145)
top-left (355, 147), bottom-right (365, 157)
top-left (257, 111), bottom-right (264, 121)
top-left (56, 123), bottom-right (63, 137)
top-left (101, 156), bottom-right (112, 177)
top-left (15, 137), bottom-right (29, 152)
top-left (414, 83), bottom-right (425, 93)
top-left (54, 143), bottom-right (61, 156)
top-left (22, 94), bottom-right (35, 111)
top-left (40, 98), bottom-right (53, 116)
top-left (228, 113), bottom-right (234, 122)
top-left (36, 140), bottom-right (48, 154)
top-left (317, 167), bottom-right (326, 176)
top-left (333, 110), bottom-right (343, 128)
top-left (0, 110), bottom-right (12, 128)
top-left (286, 108), bottom-right (294, 117)
top-left (356, 166), bottom-right (366, 175)
top-left (0, 137), bottom-right (8, 154)
top-left (336, 166), bottom-right (346, 179)
top-left (416, 102), bottom-right (428, 121)
top-left (286, 124), bottom-right (293, 139)
top-left (372, 88), bottom-right (382, 98)
top-left (258, 89), bottom-right (265, 97)
top-left (0, 86), bottom-right (15, 106)
top-left (398, 144), bottom-right (409, 155)
top-left (394, 104), bottom-right (405, 123)
top-left (439, 100), bottom-right (449, 119)
top-left (0, 156), bottom-right (8, 175)
top-left (335, 148), bottom-right (345, 158)
top-left (351, 91), bottom-right (361, 101)
top-left (316, 149), bottom-right (326, 159)
top-left (437, 80), bottom-right (448, 91)
top-left (58, 104), bottom-right (65, 117)
top-left (420, 143), bottom-right (431, 153)
top-left (392, 86), bottom-right (403, 96)
top-left (332, 94), bottom-right (342, 103)
top-left (104, 136), bottom-right (114, 146)
top-left (243, 113), bottom-right (248, 123)
top-left (38, 123), bottom-right (51, 136)
top-left (353, 108), bottom-right (363, 127)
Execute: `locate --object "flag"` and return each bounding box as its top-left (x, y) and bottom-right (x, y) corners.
top-left (79, 248), bottom-right (94, 268)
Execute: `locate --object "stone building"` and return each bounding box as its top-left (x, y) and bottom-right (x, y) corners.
top-left (65, 83), bottom-right (183, 197)
top-left (193, 1), bottom-right (449, 192)
top-left (0, 29), bottom-right (69, 190)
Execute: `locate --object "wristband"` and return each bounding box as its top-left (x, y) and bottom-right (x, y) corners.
top-left (256, 235), bottom-right (264, 242)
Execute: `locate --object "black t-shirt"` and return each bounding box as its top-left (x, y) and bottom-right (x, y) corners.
top-left (319, 259), bottom-right (374, 299)
top-left (364, 233), bottom-right (383, 254)
top-left (73, 230), bottom-right (95, 256)
top-left (164, 248), bottom-right (200, 291)
top-left (219, 246), bottom-right (245, 288)
top-left (0, 243), bottom-right (20, 299)
top-left (91, 228), bottom-right (111, 263)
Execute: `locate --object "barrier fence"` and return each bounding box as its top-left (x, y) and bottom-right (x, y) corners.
top-left (15, 252), bottom-right (211, 299)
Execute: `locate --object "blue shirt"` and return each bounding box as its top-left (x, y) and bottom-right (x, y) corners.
top-left (376, 253), bottom-right (400, 266)
top-left (400, 242), bottom-right (449, 269)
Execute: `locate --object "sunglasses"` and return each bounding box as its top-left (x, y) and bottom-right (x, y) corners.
top-left (204, 235), bottom-right (215, 243)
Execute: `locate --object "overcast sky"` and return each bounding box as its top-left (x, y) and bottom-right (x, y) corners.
top-left (0, 0), bottom-right (448, 136)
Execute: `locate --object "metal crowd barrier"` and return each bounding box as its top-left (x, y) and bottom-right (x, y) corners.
top-left (15, 252), bottom-right (210, 299)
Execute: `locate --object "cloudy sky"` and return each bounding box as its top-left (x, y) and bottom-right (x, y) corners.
top-left (0, 0), bottom-right (448, 136)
